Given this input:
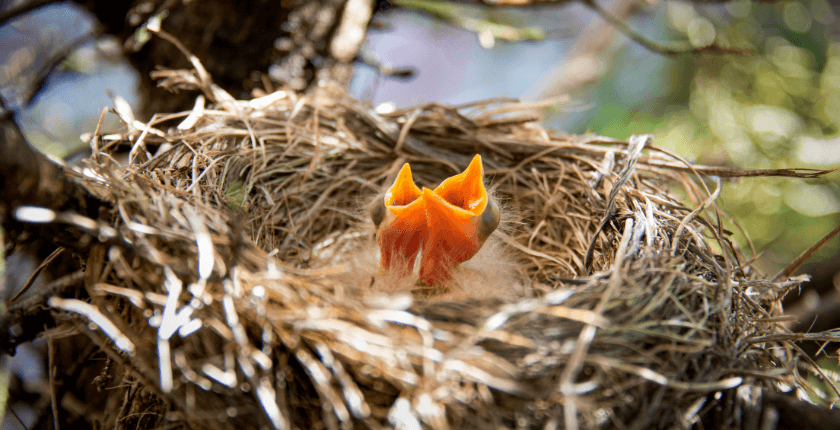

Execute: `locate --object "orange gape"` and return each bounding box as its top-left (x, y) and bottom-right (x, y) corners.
top-left (371, 155), bottom-right (500, 288)
top-left (372, 164), bottom-right (426, 278)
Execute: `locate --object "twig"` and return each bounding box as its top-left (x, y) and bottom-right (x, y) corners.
top-left (8, 246), bottom-right (65, 304)
top-left (47, 329), bottom-right (60, 430)
top-left (584, 0), bottom-right (753, 56)
top-left (773, 224), bottom-right (840, 282)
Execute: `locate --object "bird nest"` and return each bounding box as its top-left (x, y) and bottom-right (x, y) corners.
top-left (8, 65), bottom-right (838, 429)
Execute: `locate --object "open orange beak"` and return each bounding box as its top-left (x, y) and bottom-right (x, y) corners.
top-left (371, 163), bottom-right (426, 277)
top-left (419, 155), bottom-right (499, 285)
top-left (371, 155), bottom-right (500, 287)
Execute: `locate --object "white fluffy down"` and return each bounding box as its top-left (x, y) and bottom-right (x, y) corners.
top-left (313, 232), bottom-right (523, 301)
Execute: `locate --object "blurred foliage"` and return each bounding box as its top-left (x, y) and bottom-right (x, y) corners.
top-left (587, 0), bottom-right (840, 274)
top-left (807, 356), bottom-right (840, 406)
top-left (395, 0), bottom-right (545, 48)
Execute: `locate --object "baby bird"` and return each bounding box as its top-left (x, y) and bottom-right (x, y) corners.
top-left (369, 163), bottom-right (426, 279)
top-left (370, 155), bottom-right (500, 292)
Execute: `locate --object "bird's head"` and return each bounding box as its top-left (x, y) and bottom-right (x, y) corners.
top-left (420, 155), bottom-right (500, 286)
top-left (370, 163), bottom-right (426, 278)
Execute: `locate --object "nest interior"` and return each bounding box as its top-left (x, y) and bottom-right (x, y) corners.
top-left (5, 66), bottom-right (834, 430)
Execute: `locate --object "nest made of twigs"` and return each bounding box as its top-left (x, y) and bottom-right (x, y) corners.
top-left (13, 64), bottom-right (838, 430)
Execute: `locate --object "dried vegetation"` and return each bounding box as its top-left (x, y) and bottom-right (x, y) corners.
top-left (8, 62), bottom-right (840, 429)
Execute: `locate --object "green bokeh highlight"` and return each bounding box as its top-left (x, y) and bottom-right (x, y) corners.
top-left (583, 0), bottom-right (840, 274)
